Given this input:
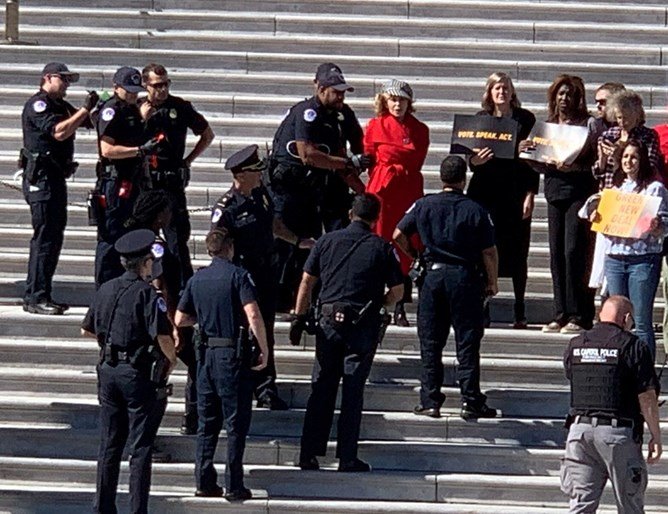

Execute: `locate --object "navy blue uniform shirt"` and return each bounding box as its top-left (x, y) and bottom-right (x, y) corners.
top-left (271, 96), bottom-right (349, 169)
top-left (82, 271), bottom-right (171, 350)
top-left (22, 90), bottom-right (77, 164)
top-left (178, 257), bottom-right (257, 340)
top-left (142, 94), bottom-right (209, 171)
top-left (210, 185), bottom-right (274, 271)
top-left (304, 220), bottom-right (403, 309)
top-left (95, 95), bottom-right (145, 178)
top-left (397, 190), bottom-right (495, 265)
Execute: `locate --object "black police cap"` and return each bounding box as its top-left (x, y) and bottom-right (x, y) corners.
top-left (224, 144), bottom-right (266, 174)
top-left (114, 229), bottom-right (155, 257)
top-left (315, 62), bottom-right (354, 92)
top-left (42, 62), bottom-right (80, 83)
top-left (113, 66), bottom-right (144, 93)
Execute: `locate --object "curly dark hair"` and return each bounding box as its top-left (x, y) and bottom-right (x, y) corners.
top-left (611, 139), bottom-right (655, 192)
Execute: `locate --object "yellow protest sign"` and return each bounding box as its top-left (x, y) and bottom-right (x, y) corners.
top-left (591, 189), bottom-right (661, 238)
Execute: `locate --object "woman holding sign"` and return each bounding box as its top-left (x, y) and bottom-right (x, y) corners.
top-left (582, 140), bottom-right (668, 357)
top-left (468, 72), bottom-right (537, 329)
top-left (364, 79), bottom-right (430, 326)
top-left (522, 74), bottom-right (598, 335)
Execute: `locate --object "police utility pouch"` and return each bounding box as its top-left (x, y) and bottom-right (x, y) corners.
top-left (322, 302), bottom-right (356, 328)
top-left (20, 148), bottom-right (40, 184)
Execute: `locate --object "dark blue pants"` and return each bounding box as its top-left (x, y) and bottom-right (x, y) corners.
top-left (300, 317), bottom-right (378, 462)
top-left (250, 266), bottom-right (280, 401)
top-left (178, 327), bottom-right (198, 422)
top-left (95, 362), bottom-right (164, 514)
top-left (23, 175), bottom-right (67, 305)
top-left (196, 346), bottom-right (253, 492)
top-left (95, 177), bottom-right (139, 288)
top-left (162, 188), bottom-right (193, 288)
top-left (417, 265), bottom-right (486, 408)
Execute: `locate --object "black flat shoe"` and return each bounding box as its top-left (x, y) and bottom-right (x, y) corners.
top-left (338, 458), bottom-right (371, 472)
top-left (225, 487), bottom-right (252, 501)
top-left (256, 395), bottom-right (289, 410)
top-left (298, 455), bottom-right (319, 470)
top-left (24, 301), bottom-right (64, 315)
top-left (461, 402), bottom-right (497, 420)
top-left (195, 485), bottom-right (223, 497)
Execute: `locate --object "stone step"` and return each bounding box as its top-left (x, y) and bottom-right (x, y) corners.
top-left (2, 457), bottom-right (668, 507)
top-left (7, 25), bottom-right (668, 68)
top-left (0, 393), bottom-right (569, 446)
top-left (0, 484), bottom-right (584, 514)
top-left (15, 3), bottom-right (668, 26)
top-left (1, 45), bottom-right (667, 86)
top-left (0, 423), bottom-right (568, 474)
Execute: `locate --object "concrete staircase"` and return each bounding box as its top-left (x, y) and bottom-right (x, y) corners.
top-left (1, 0), bottom-right (668, 512)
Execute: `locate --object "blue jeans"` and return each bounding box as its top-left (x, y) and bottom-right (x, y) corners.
top-left (605, 253), bottom-right (661, 357)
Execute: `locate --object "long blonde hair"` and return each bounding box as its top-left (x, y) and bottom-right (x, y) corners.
top-left (481, 72), bottom-right (521, 113)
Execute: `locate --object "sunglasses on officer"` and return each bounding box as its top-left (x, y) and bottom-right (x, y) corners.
top-left (146, 79), bottom-right (171, 90)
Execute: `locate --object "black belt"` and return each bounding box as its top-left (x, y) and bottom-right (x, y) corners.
top-left (204, 337), bottom-right (235, 348)
top-left (573, 415), bottom-right (634, 428)
top-left (429, 261), bottom-right (467, 270)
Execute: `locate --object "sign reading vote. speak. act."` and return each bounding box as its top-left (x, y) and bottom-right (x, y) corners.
top-left (518, 121), bottom-right (589, 166)
top-left (591, 189), bottom-right (661, 238)
top-left (450, 115), bottom-right (519, 160)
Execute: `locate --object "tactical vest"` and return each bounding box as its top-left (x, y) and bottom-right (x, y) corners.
top-left (569, 331), bottom-right (630, 415)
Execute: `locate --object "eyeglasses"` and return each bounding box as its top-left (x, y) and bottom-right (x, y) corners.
top-left (147, 79), bottom-right (171, 90)
top-left (51, 74), bottom-right (72, 84)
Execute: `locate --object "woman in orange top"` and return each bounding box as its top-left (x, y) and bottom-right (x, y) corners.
top-left (364, 80), bottom-right (430, 325)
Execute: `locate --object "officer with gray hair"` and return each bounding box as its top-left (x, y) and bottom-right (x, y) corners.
top-left (561, 295), bottom-right (661, 513)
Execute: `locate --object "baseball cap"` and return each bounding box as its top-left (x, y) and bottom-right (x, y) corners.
top-left (42, 62), bottom-right (80, 83)
top-left (315, 62), bottom-right (354, 92)
top-left (112, 66), bottom-right (144, 93)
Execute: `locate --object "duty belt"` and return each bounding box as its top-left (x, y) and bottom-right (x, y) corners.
top-left (573, 415), bottom-right (634, 428)
top-left (202, 336), bottom-right (235, 348)
top-left (102, 344), bottom-right (131, 363)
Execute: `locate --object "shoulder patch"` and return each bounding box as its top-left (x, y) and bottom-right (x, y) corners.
top-left (151, 242), bottom-right (165, 259)
top-left (211, 208), bottom-right (223, 224)
top-left (156, 297), bottom-right (167, 313)
top-left (303, 109), bottom-right (317, 122)
top-left (101, 107), bottom-right (115, 122)
top-left (33, 100), bottom-right (47, 113)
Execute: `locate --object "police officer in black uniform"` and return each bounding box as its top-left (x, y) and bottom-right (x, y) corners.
top-left (81, 229), bottom-right (176, 514)
top-left (21, 62), bottom-right (97, 314)
top-left (292, 193), bottom-right (404, 472)
top-left (394, 155), bottom-right (498, 420)
top-left (175, 228), bottom-right (269, 501)
top-left (140, 63), bottom-right (215, 287)
top-left (313, 63), bottom-right (365, 232)
top-left (561, 295), bottom-right (661, 512)
top-left (268, 64), bottom-right (371, 311)
top-left (211, 145), bottom-right (308, 410)
top-left (94, 66), bottom-right (160, 287)
top-left (125, 190), bottom-right (199, 434)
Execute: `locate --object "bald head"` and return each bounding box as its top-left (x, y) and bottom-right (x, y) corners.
top-left (599, 295), bottom-right (634, 327)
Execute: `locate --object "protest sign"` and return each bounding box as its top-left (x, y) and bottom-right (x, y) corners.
top-left (591, 189), bottom-right (661, 238)
top-left (450, 115), bottom-right (518, 160)
top-left (518, 121), bottom-right (588, 166)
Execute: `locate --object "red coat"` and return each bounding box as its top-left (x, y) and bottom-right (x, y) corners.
top-left (364, 113), bottom-right (430, 274)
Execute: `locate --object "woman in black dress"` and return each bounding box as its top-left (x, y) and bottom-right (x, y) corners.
top-left (468, 72), bottom-right (537, 328)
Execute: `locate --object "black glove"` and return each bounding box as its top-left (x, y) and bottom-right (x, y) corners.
top-left (138, 137), bottom-right (162, 158)
top-left (83, 90), bottom-right (99, 112)
top-left (346, 153), bottom-right (374, 171)
top-left (289, 314), bottom-right (307, 346)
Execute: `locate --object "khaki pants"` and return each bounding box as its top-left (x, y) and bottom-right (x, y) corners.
top-left (560, 422), bottom-right (647, 513)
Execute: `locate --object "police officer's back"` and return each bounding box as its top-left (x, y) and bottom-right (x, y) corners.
top-left (175, 229), bottom-right (268, 501)
top-left (292, 193), bottom-right (404, 472)
top-left (81, 229), bottom-right (176, 514)
top-left (561, 295), bottom-right (661, 512)
top-left (394, 155), bottom-right (498, 420)
top-left (21, 62), bottom-right (97, 315)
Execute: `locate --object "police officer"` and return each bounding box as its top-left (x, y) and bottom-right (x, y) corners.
top-left (175, 228), bottom-right (269, 501)
top-left (292, 193), bottom-right (404, 472)
top-left (312, 63), bottom-right (365, 232)
top-left (268, 63), bottom-right (372, 311)
top-left (393, 155), bottom-right (498, 420)
top-left (561, 295), bottom-right (661, 513)
top-left (140, 63), bottom-right (215, 287)
top-left (211, 145), bottom-right (309, 410)
top-left (81, 229), bottom-right (176, 514)
top-left (21, 62), bottom-right (97, 314)
top-left (125, 190), bottom-right (199, 434)
top-left (94, 66), bottom-right (160, 287)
